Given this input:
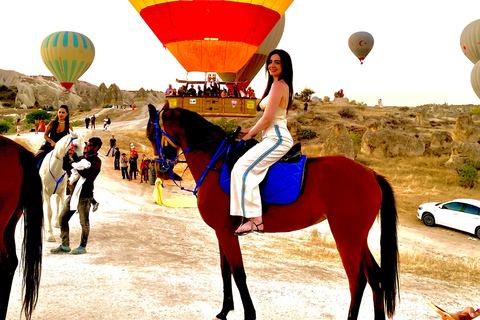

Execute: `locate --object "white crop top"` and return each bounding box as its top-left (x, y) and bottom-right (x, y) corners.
top-left (259, 81), bottom-right (289, 120)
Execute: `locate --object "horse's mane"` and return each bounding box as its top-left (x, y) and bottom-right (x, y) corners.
top-left (175, 109), bottom-right (226, 148)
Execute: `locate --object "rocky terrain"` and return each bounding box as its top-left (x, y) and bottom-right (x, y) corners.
top-left (0, 69), bottom-right (165, 110)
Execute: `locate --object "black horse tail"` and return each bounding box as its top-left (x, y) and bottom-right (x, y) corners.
top-left (376, 174), bottom-right (399, 319)
top-left (19, 148), bottom-right (43, 320)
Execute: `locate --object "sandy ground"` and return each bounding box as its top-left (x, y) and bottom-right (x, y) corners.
top-left (4, 105), bottom-right (480, 320)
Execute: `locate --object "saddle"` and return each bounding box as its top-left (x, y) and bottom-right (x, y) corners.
top-left (220, 141), bottom-right (307, 204)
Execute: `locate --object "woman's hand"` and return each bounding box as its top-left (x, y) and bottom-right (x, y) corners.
top-left (451, 307), bottom-right (479, 320)
top-left (51, 141), bottom-right (56, 148)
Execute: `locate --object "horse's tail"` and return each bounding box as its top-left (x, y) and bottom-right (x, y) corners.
top-left (19, 148), bottom-right (43, 320)
top-left (376, 174), bottom-right (399, 319)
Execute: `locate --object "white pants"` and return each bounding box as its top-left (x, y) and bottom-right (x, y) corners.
top-left (230, 119), bottom-right (293, 218)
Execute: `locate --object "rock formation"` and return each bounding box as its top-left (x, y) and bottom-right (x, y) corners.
top-left (361, 127), bottom-right (425, 157)
top-left (320, 123), bottom-right (356, 159)
top-left (0, 69), bottom-right (164, 110)
top-left (452, 114), bottom-right (480, 143)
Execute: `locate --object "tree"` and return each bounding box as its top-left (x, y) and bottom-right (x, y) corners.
top-left (299, 87), bottom-right (315, 102)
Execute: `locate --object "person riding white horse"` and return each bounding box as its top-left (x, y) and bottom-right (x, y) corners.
top-left (39, 132), bottom-right (85, 242)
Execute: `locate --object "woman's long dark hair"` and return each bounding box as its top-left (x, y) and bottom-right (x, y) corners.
top-left (259, 49), bottom-right (294, 112)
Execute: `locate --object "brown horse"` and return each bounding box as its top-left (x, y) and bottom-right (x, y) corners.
top-left (0, 136), bottom-right (43, 320)
top-left (147, 105), bottom-right (399, 320)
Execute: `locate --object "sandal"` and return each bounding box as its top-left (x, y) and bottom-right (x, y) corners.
top-left (235, 220), bottom-right (264, 236)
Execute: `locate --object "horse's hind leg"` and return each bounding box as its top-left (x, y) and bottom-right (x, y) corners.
top-left (216, 245), bottom-right (234, 320)
top-left (0, 209), bottom-right (21, 320)
top-left (344, 243), bottom-right (386, 320)
top-left (363, 249), bottom-right (386, 319)
top-left (336, 240), bottom-right (380, 320)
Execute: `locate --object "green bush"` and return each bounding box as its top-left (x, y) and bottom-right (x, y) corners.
top-left (42, 106), bottom-right (54, 111)
top-left (25, 110), bottom-right (52, 124)
top-left (338, 106), bottom-right (356, 118)
top-left (0, 120), bottom-right (12, 133)
top-left (79, 106), bottom-right (91, 112)
top-left (71, 120), bottom-right (82, 127)
top-left (472, 107), bottom-right (480, 116)
top-left (464, 159), bottom-right (480, 170)
top-left (298, 87), bottom-right (315, 102)
top-left (297, 128), bottom-right (317, 140)
top-left (457, 165), bottom-right (478, 188)
top-left (349, 132), bottom-right (362, 149)
top-left (210, 117), bottom-right (238, 136)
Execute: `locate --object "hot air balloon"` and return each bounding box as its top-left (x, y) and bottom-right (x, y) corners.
top-left (218, 14), bottom-right (286, 88)
top-left (40, 31), bottom-right (95, 91)
top-left (460, 19), bottom-right (480, 64)
top-left (128, 0), bottom-right (294, 74)
top-left (471, 60), bottom-right (480, 99)
top-left (348, 31), bottom-right (374, 64)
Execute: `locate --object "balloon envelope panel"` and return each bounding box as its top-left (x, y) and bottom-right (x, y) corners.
top-left (129, 0), bottom-right (293, 73)
top-left (471, 61), bottom-right (480, 100)
top-left (460, 19), bottom-right (480, 64)
top-left (219, 14), bottom-right (285, 85)
top-left (40, 31), bottom-right (95, 90)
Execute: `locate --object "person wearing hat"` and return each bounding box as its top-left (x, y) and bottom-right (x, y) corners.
top-left (129, 146), bottom-right (139, 180)
top-left (114, 147), bottom-right (121, 170)
top-left (51, 137), bottom-right (103, 255)
top-left (121, 153), bottom-right (130, 180)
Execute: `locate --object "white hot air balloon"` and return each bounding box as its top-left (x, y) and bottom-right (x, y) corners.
top-left (348, 31), bottom-right (374, 64)
top-left (471, 60), bottom-right (480, 99)
top-left (460, 19), bottom-right (480, 64)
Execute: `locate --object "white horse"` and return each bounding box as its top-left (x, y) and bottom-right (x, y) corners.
top-left (39, 133), bottom-right (85, 242)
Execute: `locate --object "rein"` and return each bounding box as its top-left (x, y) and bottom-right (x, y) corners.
top-left (151, 110), bottom-right (229, 196)
top-left (49, 136), bottom-right (78, 194)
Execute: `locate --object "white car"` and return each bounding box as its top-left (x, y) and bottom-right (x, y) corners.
top-left (417, 198), bottom-right (480, 239)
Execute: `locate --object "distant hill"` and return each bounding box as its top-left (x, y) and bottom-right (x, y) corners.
top-left (0, 69), bottom-right (165, 110)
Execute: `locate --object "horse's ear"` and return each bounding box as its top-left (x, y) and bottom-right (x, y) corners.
top-left (148, 104), bottom-right (157, 121)
top-left (161, 100), bottom-right (170, 111)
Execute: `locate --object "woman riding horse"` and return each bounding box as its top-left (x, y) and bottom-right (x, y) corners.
top-left (231, 49), bottom-right (294, 236)
top-left (34, 105), bottom-right (73, 167)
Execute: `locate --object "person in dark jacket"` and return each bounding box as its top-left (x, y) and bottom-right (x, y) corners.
top-left (114, 147), bottom-right (120, 170)
top-left (51, 137), bottom-right (102, 255)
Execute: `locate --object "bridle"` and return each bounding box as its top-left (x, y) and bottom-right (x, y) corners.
top-left (150, 110), bottom-right (231, 196)
top-left (48, 136), bottom-right (78, 194)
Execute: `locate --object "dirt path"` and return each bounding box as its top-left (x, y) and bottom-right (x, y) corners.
top-left (4, 107), bottom-right (480, 320)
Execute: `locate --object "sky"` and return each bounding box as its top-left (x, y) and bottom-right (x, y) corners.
top-left (1, 0), bottom-right (480, 107)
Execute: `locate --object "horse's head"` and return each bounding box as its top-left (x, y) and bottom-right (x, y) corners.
top-left (54, 132), bottom-right (85, 159)
top-left (147, 102), bottom-right (225, 153)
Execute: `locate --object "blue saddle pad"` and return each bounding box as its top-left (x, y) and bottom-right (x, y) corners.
top-left (220, 155), bottom-right (307, 204)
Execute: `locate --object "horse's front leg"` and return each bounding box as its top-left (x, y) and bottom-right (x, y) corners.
top-left (43, 194), bottom-right (55, 242)
top-left (216, 245), bottom-right (234, 320)
top-left (215, 229), bottom-right (256, 320)
top-left (53, 193), bottom-right (63, 228)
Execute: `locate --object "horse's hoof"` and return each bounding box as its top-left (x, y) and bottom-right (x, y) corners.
top-left (47, 235), bottom-right (56, 242)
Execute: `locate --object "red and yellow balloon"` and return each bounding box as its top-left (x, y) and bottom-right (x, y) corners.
top-left (40, 31), bottom-right (95, 91)
top-left (128, 0), bottom-right (294, 73)
top-left (348, 31), bottom-right (374, 65)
